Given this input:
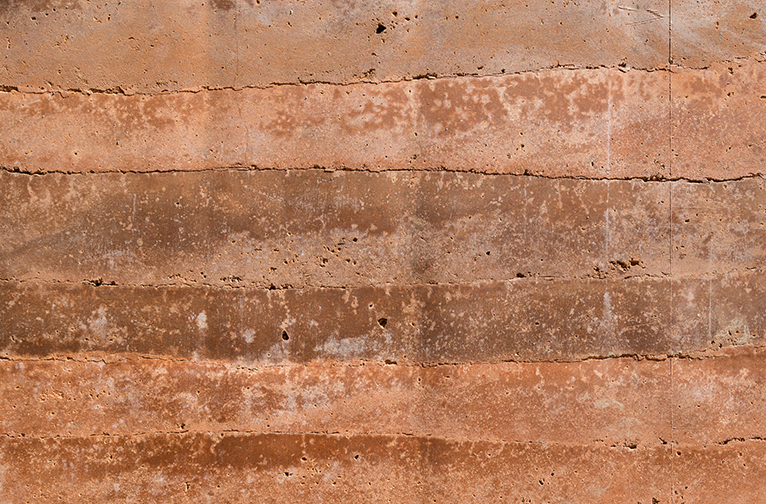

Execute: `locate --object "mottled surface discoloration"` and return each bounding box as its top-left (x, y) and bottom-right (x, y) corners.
top-left (3, 272), bottom-right (765, 363)
top-left (0, 68), bottom-right (670, 177)
top-left (0, 0), bottom-right (669, 92)
top-left (672, 0), bottom-right (766, 67)
top-left (0, 432), bottom-right (672, 503)
top-left (672, 58), bottom-right (766, 180)
top-left (0, 358), bottom-right (671, 444)
top-left (0, 278), bottom-right (677, 362)
top-left (673, 443), bottom-right (766, 503)
top-left (671, 178), bottom-right (766, 276)
top-left (2, 0), bottom-right (766, 500)
top-left (0, 170), bottom-right (680, 287)
top-left (673, 347), bottom-right (766, 445)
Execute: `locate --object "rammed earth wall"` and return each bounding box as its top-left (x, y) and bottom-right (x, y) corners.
top-left (1, 1), bottom-right (766, 502)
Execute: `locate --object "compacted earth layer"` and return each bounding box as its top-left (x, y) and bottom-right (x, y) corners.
top-left (1, 1), bottom-right (766, 502)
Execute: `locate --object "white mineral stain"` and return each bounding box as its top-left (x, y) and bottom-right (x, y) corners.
top-left (196, 311), bottom-right (208, 331)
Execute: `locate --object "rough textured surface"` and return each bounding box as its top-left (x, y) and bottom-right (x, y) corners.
top-left (672, 0), bottom-right (766, 66)
top-left (671, 178), bottom-right (766, 275)
top-left (0, 358), bottom-right (672, 444)
top-left (673, 443), bottom-right (766, 503)
top-left (0, 0), bottom-right (669, 92)
top-left (2, 0), bottom-right (766, 502)
top-left (0, 433), bottom-right (672, 503)
top-left (1, 170), bottom-right (675, 286)
top-left (674, 347), bottom-right (766, 445)
top-left (2, 275), bottom-right (764, 362)
top-left (0, 69), bottom-right (670, 177)
top-left (671, 58), bottom-right (766, 180)
top-left (0, 279), bottom-right (675, 362)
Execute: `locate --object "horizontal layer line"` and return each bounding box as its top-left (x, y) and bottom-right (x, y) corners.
top-left (0, 63), bottom-right (674, 97)
top-left (1, 266), bottom-right (761, 290)
top-left (2, 57), bottom-right (764, 97)
top-left (4, 164), bottom-right (765, 183)
top-left (2, 343), bottom-right (764, 368)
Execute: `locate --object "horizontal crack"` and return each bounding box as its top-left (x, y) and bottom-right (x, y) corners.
top-left (0, 275), bottom-right (673, 290)
top-left (2, 341), bottom-right (766, 371)
top-left (1, 54), bottom-right (764, 98)
top-left (718, 436), bottom-right (766, 446)
top-left (0, 63), bottom-right (672, 98)
top-left (0, 266), bottom-right (761, 291)
top-left (2, 163), bottom-right (766, 184)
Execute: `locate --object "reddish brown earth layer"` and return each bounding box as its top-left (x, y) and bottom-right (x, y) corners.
top-left (0, 356), bottom-right (674, 443)
top-left (0, 433), bottom-right (674, 503)
top-left (0, 68), bottom-right (672, 177)
top-left (1, 0), bottom-right (672, 92)
top-left (1, 170), bottom-right (677, 285)
top-left (671, 58), bottom-right (766, 180)
top-left (3, 347), bottom-right (765, 445)
top-left (2, 0), bottom-right (766, 502)
top-left (2, 273), bottom-right (765, 362)
top-left (3, 348), bottom-right (766, 502)
top-left (3, 59), bottom-right (766, 179)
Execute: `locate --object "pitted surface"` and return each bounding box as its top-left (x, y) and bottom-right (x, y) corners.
top-left (2, 1), bottom-right (766, 502)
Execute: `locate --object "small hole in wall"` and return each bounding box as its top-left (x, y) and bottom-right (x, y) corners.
top-left (750, 12), bottom-right (758, 19)
top-left (282, 331), bottom-right (290, 341)
top-left (378, 318), bottom-right (388, 328)
top-left (376, 23), bottom-right (386, 33)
